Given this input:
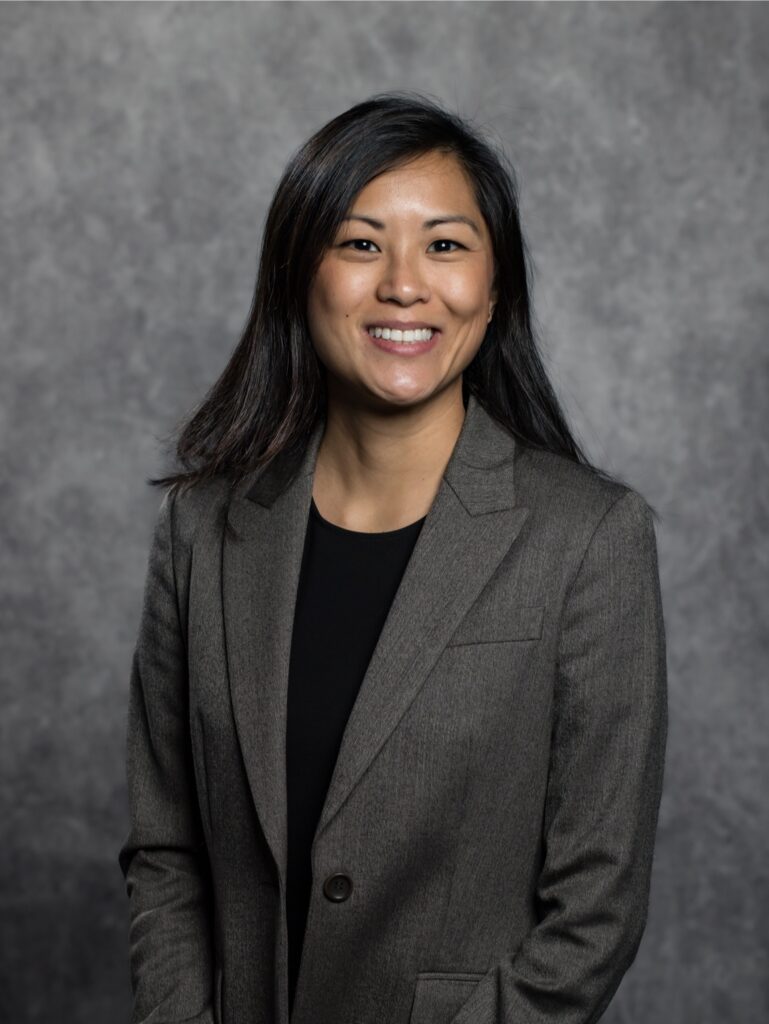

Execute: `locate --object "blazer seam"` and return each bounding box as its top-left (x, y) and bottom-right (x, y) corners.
top-left (166, 487), bottom-right (188, 654)
top-left (169, 482), bottom-right (229, 652)
top-left (556, 487), bottom-right (634, 653)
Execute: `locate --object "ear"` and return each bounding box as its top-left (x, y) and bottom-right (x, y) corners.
top-left (488, 292), bottom-right (497, 323)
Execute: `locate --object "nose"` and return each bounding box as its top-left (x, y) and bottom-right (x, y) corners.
top-left (375, 247), bottom-right (431, 306)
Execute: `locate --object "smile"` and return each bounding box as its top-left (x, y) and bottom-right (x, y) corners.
top-left (363, 325), bottom-right (440, 356)
top-left (367, 326), bottom-right (435, 343)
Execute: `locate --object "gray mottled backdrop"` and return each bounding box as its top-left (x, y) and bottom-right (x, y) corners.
top-left (2, 3), bottom-right (767, 1022)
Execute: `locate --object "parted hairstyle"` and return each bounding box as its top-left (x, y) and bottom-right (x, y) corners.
top-left (151, 90), bottom-right (633, 500)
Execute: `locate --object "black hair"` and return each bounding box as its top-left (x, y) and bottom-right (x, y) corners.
top-left (151, 90), bottom-right (638, 507)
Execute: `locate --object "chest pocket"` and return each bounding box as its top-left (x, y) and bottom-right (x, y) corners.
top-left (445, 601), bottom-right (545, 647)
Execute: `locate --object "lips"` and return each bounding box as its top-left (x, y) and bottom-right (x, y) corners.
top-left (363, 324), bottom-right (440, 354)
top-left (365, 321), bottom-right (440, 331)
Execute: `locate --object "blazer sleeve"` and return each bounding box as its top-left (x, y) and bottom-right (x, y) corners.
top-left (450, 488), bottom-right (669, 1024)
top-left (118, 489), bottom-right (216, 1024)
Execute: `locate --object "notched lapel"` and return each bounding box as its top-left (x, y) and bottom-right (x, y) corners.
top-left (222, 424), bottom-right (324, 887)
top-left (221, 395), bottom-right (530, 885)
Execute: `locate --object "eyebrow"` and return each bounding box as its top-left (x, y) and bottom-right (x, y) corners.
top-left (342, 214), bottom-right (482, 239)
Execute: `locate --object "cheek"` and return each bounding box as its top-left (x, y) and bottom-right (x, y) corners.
top-left (307, 269), bottom-right (366, 359)
top-left (311, 261), bottom-right (371, 315)
top-left (440, 268), bottom-right (493, 318)
top-left (308, 268), bottom-right (337, 319)
top-left (307, 282), bottom-right (344, 350)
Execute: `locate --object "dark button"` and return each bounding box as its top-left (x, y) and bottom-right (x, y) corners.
top-left (323, 873), bottom-right (353, 902)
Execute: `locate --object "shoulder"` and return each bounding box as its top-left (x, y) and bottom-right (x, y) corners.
top-left (513, 445), bottom-right (656, 551)
top-left (512, 448), bottom-right (661, 605)
top-left (158, 475), bottom-right (234, 551)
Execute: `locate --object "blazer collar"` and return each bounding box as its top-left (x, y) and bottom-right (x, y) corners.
top-left (242, 391), bottom-right (521, 511)
top-left (222, 393), bottom-right (529, 885)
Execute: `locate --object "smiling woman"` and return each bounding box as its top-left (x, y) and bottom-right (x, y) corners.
top-left (119, 92), bottom-right (667, 1024)
top-left (305, 148), bottom-right (502, 528)
top-left (309, 150), bottom-right (496, 389)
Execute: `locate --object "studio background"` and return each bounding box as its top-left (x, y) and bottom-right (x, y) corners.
top-left (2, 3), bottom-right (766, 1022)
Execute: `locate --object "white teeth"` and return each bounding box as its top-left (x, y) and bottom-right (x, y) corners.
top-left (367, 326), bottom-right (434, 342)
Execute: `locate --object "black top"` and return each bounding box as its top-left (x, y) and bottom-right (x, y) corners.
top-left (285, 496), bottom-right (427, 1016)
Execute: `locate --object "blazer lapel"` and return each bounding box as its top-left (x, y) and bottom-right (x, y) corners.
top-left (222, 394), bottom-right (530, 886)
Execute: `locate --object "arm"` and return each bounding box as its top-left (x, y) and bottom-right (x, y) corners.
top-left (118, 489), bottom-right (216, 1024)
top-left (451, 488), bottom-right (668, 1024)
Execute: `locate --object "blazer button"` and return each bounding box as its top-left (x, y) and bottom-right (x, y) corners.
top-left (323, 873), bottom-right (353, 902)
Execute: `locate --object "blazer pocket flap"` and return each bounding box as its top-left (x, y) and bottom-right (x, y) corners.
top-left (409, 972), bottom-right (485, 1024)
top-left (446, 602), bottom-right (545, 646)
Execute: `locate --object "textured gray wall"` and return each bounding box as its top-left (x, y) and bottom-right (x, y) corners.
top-left (2, 3), bottom-right (767, 1022)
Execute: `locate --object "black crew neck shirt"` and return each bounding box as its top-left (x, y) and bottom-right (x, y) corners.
top-left (285, 496), bottom-right (427, 1016)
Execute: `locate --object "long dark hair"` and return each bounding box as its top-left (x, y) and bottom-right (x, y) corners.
top-left (150, 90), bottom-right (636, 504)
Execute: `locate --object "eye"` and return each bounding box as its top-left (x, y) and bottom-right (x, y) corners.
top-left (340, 239), bottom-right (380, 252)
top-left (428, 239), bottom-right (465, 253)
top-left (339, 238), bottom-right (466, 254)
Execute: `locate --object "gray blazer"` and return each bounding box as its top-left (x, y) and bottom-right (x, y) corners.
top-left (119, 392), bottom-right (668, 1024)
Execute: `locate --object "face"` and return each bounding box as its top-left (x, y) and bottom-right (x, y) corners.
top-left (306, 150), bottom-right (497, 411)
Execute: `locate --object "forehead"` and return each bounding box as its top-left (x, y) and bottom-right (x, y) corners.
top-left (351, 151), bottom-right (483, 221)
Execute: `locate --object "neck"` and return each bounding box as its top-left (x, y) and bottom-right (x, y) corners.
top-left (312, 381), bottom-right (466, 532)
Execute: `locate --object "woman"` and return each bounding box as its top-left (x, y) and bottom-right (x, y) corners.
top-left (119, 92), bottom-right (668, 1024)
